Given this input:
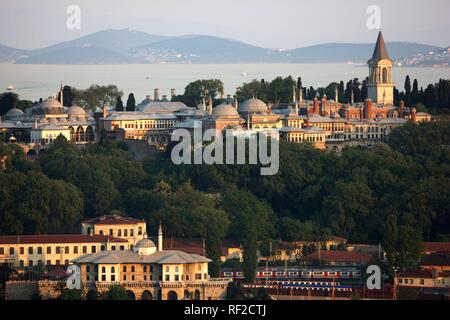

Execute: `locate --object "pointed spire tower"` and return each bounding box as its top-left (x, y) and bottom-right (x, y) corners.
top-left (158, 221), bottom-right (163, 252)
top-left (367, 31), bottom-right (394, 105)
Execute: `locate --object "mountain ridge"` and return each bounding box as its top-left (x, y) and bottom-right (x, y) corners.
top-left (0, 29), bottom-right (445, 65)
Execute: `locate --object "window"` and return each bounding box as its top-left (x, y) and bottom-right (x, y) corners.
top-left (150, 266), bottom-right (154, 273)
top-left (131, 266), bottom-right (135, 272)
top-left (92, 246), bottom-right (96, 253)
top-left (123, 275), bottom-right (127, 281)
top-left (0, 247), bottom-right (4, 255)
top-left (138, 227), bottom-right (142, 235)
top-left (144, 275), bottom-right (147, 281)
top-left (166, 266), bottom-right (169, 273)
top-left (100, 245), bottom-right (105, 251)
top-left (111, 267), bottom-right (115, 273)
top-left (143, 266), bottom-right (147, 272)
top-left (102, 275), bottom-right (106, 281)
top-left (47, 247), bottom-right (51, 254)
top-left (82, 246), bottom-right (87, 254)
top-left (28, 260), bottom-right (33, 267)
top-left (74, 247), bottom-right (78, 254)
top-left (111, 275), bottom-right (115, 282)
top-left (9, 247), bottom-right (14, 255)
top-left (420, 279), bottom-right (425, 285)
top-left (56, 247), bottom-right (61, 254)
top-left (123, 266), bottom-right (127, 272)
top-left (175, 266), bottom-right (179, 273)
top-left (37, 247), bottom-right (42, 254)
top-left (175, 275), bottom-right (179, 281)
top-left (86, 266), bottom-right (90, 273)
top-left (109, 229), bottom-right (113, 236)
top-left (165, 275), bottom-right (170, 281)
top-left (19, 260), bottom-right (24, 267)
top-left (65, 246), bottom-right (69, 254)
top-left (28, 247), bottom-right (33, 255)
top-left (124, 229), bottom-right (128, 237)
top-left (131, 275), bottom-right (135, 281)
top-left (46, 260), bottom-right (51, 265)
top-left (101, 267), bottom-right (106, 273)
top-left (120, 246), bottom-right (125, 251)
top-left (99, 230), bottom-right (104, 235)
top-left (65, 260), bottom-right (69, 265)
top-left (111, 246), bottom-right (116, 251)
top-left (130, 229), bottom-right (134, 237)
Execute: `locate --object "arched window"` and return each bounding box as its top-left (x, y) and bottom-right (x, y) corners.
top-left (101, 267), bottom-right (106, 273)
top-left (382, 68), bottom-right (388, 83)
top-left (85, 126), bottom-right (95, 142)
top-left (131, 266), bottom-right (135, 272)
top-left (69, 127), bottom-right (75, 142)
top-left (123, 266), bottom-right (127, 272)
top-left (76, 126), bottom-right (85, 142)
top-left (111, 267), bottom-right (115, 273)
top-left (86, 266), bottom-right (91, 273)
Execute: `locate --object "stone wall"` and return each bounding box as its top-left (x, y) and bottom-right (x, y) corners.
top-left (5, 280), bottom-right (61, 300)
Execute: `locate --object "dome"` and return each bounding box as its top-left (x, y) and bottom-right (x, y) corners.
top-left (240, 98), bottom-right (269, 114)
top-left (67, 106), bottom-right (86, 116)
top-left (212, 103), bottom-right (239, 118)
top-left (135, 237), bottom-right (156, 249)
top-left (4, 108), bottom-right (24, 120)
top-left (41, 98), bottom-right (62, 110)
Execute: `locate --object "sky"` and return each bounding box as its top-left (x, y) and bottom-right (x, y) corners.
top-left (0, 0), bottom-right (449, 50)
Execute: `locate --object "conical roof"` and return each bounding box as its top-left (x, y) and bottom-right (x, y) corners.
top-left (371, 31), bottom-right (391, 62)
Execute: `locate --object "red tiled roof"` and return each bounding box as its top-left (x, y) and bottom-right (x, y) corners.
top-left (421, 253), bottom-right (450, 267)
top-left (162, 238), bottom-right (205, 256)
top-left (0, 234), bottom-right (128, 244)
top-left (423, 242), bottom-right (450, 253)
top-left (81, 215), bottom-right (144, 225)
top-left (399, 269), bottom-right (434, 279)
top-left (300, 250), bottom-right (372, 263)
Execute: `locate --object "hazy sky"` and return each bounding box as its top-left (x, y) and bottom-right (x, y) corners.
top-left (1, 0), bottom-right (449, 50)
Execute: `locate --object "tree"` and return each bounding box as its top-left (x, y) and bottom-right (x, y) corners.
top-left (411, 79), bottom-right (419, 105)
top-left (104, 285), bottom-right (130, 300)
top-left (57, 86), bottom-right (75, 107)
top-left (115, 96), bottom-right (124, 111)
top-left (126, 93), bottom-right (136, 112)
top-left (183, 79), bottom-right (224, 106)
top-left (0, 92), bottom-right (19, 115)
top-left (72, 84), bottom-right (123, 111)
top-left (60, 287), bottom-right (85, 300)
top-left (404, 75), bottom-right (412, 107)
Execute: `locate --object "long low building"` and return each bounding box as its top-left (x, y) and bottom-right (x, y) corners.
top-left (0, 234), bottom-right (130, 268)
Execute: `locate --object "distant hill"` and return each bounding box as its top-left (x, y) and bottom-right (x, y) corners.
top-left (129, 35), bottom-right (282, 63)
top-left (290, 42), bottom-right (442, 63)
top-left (16, 47), bottom-right (140, 64)
top-left (0, 44), bottom-right (29, 62)
top-left (0, 28), bottom-right (445, 64)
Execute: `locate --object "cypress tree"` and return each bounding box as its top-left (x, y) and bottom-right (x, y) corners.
top-left (126, 93), bottom-right (135, 112)
top-left (116, 96), bottom-right (124, 111)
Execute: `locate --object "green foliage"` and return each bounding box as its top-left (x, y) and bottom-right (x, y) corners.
top-left (60, 288), bottom-right (85, 300)
top-left (0, 92), bottom-right (19, 115)
top-left (72, 84), bottom-right (123, 111)
top-left (104, 284), bottom-right (130, 300)
top-left (182, 79), bottom-right (224, 106)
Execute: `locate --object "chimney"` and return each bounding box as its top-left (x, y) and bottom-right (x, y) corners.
top-left (321, 95), bottom-right (327, 116)
top-left (103, 105), bottom-right (109, 119)
top-left (346, 105), bottom-right (350, 121)
top-left (399, 100), bottom-right (405, 118)
top-left (411, 107), bottom-right (417, 123)
top-left (306, 107), bottom-right (310, 128)
top-left (170, 88), bottom-right (176, 98)
top-left (154, 88), bottom-right (160, 101)
top-left (359, 107), bottom-right (363, 120)
top-left (60, 82), bottom-right (64, 107)
top-left (313, 97), bottom-right (319, 114)
top-left (364, 98), bottom-right (373, 119)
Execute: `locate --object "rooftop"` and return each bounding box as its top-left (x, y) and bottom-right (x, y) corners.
top-left (0, 234), bottom-right (128, 245)
top-left (300, 250), bottom-right (372, 263)
top-left (81, 215), bottom-right (145, 226)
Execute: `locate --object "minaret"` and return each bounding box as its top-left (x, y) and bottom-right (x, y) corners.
top-left (299, 87), bottom-right (303, 107)
top-left (158, 222), bottom-right (163, 252)
top-left (59, 82), bottom-right (64, 107)
top-left (208, 95), bottom-right (213, 115)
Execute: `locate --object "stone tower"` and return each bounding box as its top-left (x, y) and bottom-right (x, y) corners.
top-left (367, 31), bottom-right (394, 105)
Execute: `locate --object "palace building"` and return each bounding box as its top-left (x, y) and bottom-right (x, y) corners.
top-left (73, 224), bottom-right (230, 300)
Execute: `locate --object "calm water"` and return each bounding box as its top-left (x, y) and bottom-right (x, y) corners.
top-left (1, 63), bottom-right (449, 102)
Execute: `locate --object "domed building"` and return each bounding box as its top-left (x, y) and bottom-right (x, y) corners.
top-left (73, 223), bottom-right (230, 300)
top-left (4, 108), bottom-right (24, 121)
top-left (0, 89), bottom-right (97, 153)
top-left (203, 103), bottom-right (244, 131)
top-left (239, 98), bottom-right (269, 115)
